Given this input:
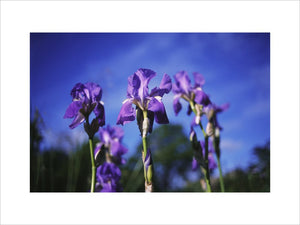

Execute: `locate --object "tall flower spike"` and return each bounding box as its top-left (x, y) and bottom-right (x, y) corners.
top-left (116, 68), bottom-right (172, 133)
top-left (64, 82), bottom-right (105, 129)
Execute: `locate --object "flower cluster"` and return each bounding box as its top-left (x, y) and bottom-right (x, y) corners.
top-left (173, 71), bottom-right (229, 191)
top-left (64, 82), bottom-right (105, 138)
top-left (64, 68), bottom-right (228, 193)
top-left (94, 125), bottom-right (128, 192)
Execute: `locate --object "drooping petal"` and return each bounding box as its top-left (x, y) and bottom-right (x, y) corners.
top-left (148, 97), bottom-right (169, 124)
top-left (193, 72), bottom-right (205, 88)
top-left (116, 98), bottom-right (135, 125)
top-left (69, 111), bottom-right (85, 129)
top-left (93, 102), bottom-right (105, 127)
top-left (194, 89), bottom-right (211, 106)
top-left (149, 73), bottom-right (172, 97)
top-left (63, 101), bottom-right (82, 118)
top-left (173, 94), bottom-right (182, 115)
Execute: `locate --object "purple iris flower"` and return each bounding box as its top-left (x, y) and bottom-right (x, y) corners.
top-left (96, 162), bottom-right (122, 192)
top-left (64, 82), bottom-right (105, 129)
top-left (192, 140), bottom-right (217, 171)
top-left (116, 68), bottom-right (172, 129)
top-left (172, 71), bottom-right (211, 116)
top-left (94, 125), bottom-right (128, 165)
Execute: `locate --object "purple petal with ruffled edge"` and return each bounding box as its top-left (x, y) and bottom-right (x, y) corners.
top-left (173, 71), bottom-right (191, 95)
top-left (148, 97), bottom-right (169, 124)
top-left (116, 98), bottom-right (135, 125)
top-left (173, 94), bottom-right (182, 116)
top-left (85, 82), bottom-right (102, 102)
top-left (134, 68), bottom-right (156, 104)
top-left (193, 72), bottom-right (205, 88)
top-left (70, 83), bottom-right (86, 100)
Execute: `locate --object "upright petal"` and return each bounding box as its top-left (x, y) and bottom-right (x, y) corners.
top-left (70, 83), bottom-right (86, 100)
top-left (174, 71), bottom-right (191, 95)
top-left (85, 82), bottom-right (102, 102)
top-left (135, 68), bottom-right (156, 104)
top-left (148, 97), bottom-right (169, 124)
top-left (110, 126), bottom-right (124, 141)
top-left (116, 98), bottom-right (135, 125)
top-left (150, 73), bottom-right (172, 97)
top-left (193, 72), bottom-right (205, 88)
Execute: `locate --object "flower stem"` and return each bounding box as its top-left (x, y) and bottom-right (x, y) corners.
top-left (89, 138), bottom-right (96, 192)
top-left (216, 156), bottom-right (225, 192)
top-left (201, 167), bottom-right (211, 192)
top-left (204, 136), bottom-right (212, 192)
top-left (142, 110), bottom-right (153, 192)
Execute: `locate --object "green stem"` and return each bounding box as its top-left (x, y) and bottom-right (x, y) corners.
top-left (204, 136), bottom-right (212, 192)
top-left (89, 138), bottom-right (96, 192)
top-left (217, 156), bottom-right (225, 192)
top-left (201, 167), bottom-right (211, 192)
top-left (142, 110), bottom-right (153, 192)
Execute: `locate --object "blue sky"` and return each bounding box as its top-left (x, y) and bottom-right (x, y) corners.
top-left (30, 33), bottom-right (270, 173)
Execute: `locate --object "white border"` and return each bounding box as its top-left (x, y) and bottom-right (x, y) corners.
top-left (1, 1), bottom-right (299, 224)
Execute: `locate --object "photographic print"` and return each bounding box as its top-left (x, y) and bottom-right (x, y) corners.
top-left (30, 33), bottom-right (270, 192)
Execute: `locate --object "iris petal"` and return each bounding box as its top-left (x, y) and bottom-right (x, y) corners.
top-left (116, 98), bottom-right (135, 125)
top-left (148, 97), bottom-right (169, 124)
top-left (193, 72), bottom-right (205, 88)
top-left (173, 94), bottom-right (182, 115)
top-left (63, 101), bottom-right (82, 118)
